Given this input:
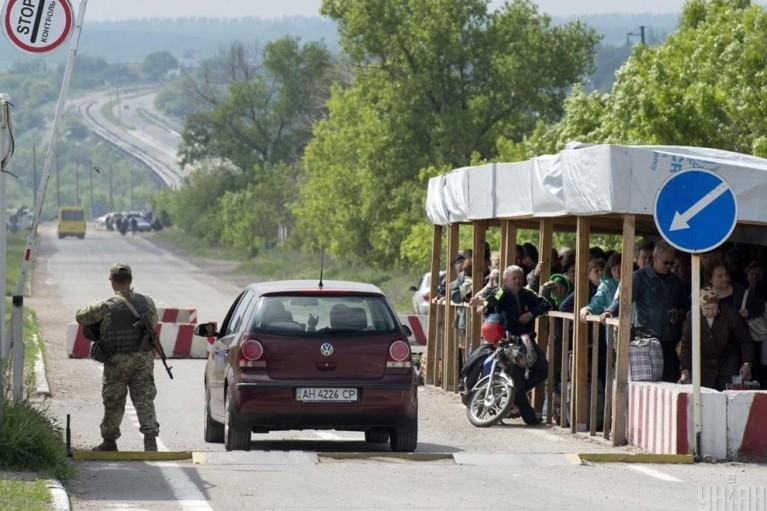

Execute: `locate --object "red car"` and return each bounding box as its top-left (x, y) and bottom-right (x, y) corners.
top-left (195, 280), bottom-right (419, 452)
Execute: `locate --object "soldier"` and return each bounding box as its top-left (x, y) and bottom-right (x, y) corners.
top-left (76, 262), bottom-right (160, 452)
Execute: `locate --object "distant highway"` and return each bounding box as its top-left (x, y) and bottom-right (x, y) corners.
top-left (73, 88), bottom-right (186, 189)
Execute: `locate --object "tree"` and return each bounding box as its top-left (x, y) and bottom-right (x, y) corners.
top-left (177, 38), bottom-right (337, 173)
top-left (294, 0), bottom-right (600, 267)
top-left (142, 51), bottom-right (179, 81)
top-left (505, 0), bottom-right (767, 159)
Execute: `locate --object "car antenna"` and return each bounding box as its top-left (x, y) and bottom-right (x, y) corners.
top-left (318, 247), bottom-right (324, 289)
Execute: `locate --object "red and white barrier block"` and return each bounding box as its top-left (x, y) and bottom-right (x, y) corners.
top-left (67, 322), bottom-right (214, 360)
top-left (154, 322), bottom-right (211, 358)
top-left (726, 391), bottom-right (767, 458)
top-left (398, 314), bottom-right (427, 345)
top-left (157, 307), bottom-right (197, 324)
top-left (628, 382), bottom-right (726, 459)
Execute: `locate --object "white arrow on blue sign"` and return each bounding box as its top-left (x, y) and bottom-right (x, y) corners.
top-left (653, 169), bottom-right (737, 254)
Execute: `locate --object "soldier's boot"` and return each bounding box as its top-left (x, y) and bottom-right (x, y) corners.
top-left (92, 439), bottom-right (118, 451)
top-left (144, 435), bottom-right (158, 452)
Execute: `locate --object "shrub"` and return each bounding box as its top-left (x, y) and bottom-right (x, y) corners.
top-left (0, 398), bottom-right (73, 482)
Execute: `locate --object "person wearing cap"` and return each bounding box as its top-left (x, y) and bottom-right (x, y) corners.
top-left (76, 262), bottom-right (160, 452)
top-left (678, 286), bottom-right (754, 390)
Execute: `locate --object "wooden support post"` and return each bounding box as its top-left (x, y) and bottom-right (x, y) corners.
top-left (560, 315), bottom-right (571, 428)
top-left (443, 223), bottom-right (460, 392)
top-left (470, 221), bottom-right (487, 351)
top-left (500, 220), bottom-right (517, 270)
top-left (533, 217), bottom-right (553, 414)
top-left (612, 214), bottom-right (636, 445)
top-left (603, 318), bottom-right (618, 440)
top-left (425, 225), bottom-right (443, 386)
top-left (572, 216), bottom-right (590, 433)
top-left (589, 321), bottom-right (600, 436)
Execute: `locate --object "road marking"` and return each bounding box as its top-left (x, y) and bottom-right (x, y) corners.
top-left (155, 462), bottom-right (215, 511)
top-left (627, 464), bottom-right (682, 482)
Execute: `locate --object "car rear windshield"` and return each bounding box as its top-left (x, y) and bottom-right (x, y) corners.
top-left (61, 210), bottom-right (84, 221)
top-left (249, 295), bottom-right (400, 335)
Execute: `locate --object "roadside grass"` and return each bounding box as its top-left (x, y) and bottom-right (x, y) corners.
top-left (151, 227), bottom-right (423, 313)
top-left (1, 232), bottom-right (73, 508)
top-left (0, 477), bottom-right (51, 511)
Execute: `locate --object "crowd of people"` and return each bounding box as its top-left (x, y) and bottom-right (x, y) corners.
top-left (436, 237), bottom-right (767, 424)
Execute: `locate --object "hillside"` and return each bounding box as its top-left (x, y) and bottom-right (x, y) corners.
top-left (0, 12), bottom-right (680, 70)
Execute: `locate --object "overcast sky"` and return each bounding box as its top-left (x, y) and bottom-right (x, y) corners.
top-left (83, 0), bottom-right (703, 22)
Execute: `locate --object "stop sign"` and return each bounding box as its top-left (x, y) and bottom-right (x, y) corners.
top-left (1, 0), bottom-right (75, 55)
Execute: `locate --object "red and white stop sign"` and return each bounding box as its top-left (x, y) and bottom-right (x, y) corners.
top-left (1, 0), bottom-right (74, 55)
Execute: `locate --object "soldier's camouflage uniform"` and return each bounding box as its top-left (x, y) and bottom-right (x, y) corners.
top-left (76, 289), bottom-right (160, 440)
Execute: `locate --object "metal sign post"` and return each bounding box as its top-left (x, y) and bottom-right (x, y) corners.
top-left (9, 0), bottom-right (87, 401)
top-left (654, 169), bottom-right (737, 458)
top-left (0, 94), bottom-right (11, 424)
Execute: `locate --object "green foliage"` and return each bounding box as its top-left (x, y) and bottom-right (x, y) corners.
top-left (509, 0), bottom-right (767, 157)
top-left (142, 51), bottom-right (179, 80)
top-left (294, 0), bottom-right (599, 267)
top-left (162, 162), bottom-right (244, 243)
top-left (0, 479), bottom-right (51, 511)
top-left (218, 162), bottom-right (301, 249)
top-left (0, 400), bottom-right (73, 481)
top-left (177, 38), bottom-right (337, 172)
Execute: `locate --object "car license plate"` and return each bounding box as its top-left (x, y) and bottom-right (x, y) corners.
top-left (296, 387), bottom-right (358, 402)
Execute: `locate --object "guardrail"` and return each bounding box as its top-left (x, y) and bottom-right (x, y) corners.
top-left (78, 99), bottom-right (184, 189)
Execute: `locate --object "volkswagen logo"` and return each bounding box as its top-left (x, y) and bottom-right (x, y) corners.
top-left (320, 343), bottom-right (334, 356)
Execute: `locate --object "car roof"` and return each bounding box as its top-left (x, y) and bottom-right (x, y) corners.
top-left (247, 280), bottom-right (386, 296)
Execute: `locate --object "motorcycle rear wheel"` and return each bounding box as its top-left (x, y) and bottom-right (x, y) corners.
top-left (466, 372), bottom-right (515, 427)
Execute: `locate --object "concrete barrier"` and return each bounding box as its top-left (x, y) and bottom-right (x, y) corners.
top-left (67, 322), bottom-right (213, 359)
top-left (156, 307), bottom-right (197, 324)
top-left (628, 382), bottom-right (727, 459)
top-left (398, 314), bottom-right (427, 345)
top-left (726, 391), bottom-right (767, 458)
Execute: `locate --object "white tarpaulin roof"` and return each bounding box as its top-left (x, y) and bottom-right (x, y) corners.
top-left (425, 143), bottom-right (767, 229)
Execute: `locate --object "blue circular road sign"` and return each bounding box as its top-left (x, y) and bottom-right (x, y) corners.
top-left (653, 169), bottom-right (737, 254)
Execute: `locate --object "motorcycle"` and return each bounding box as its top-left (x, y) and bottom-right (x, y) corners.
top-left (461, 333), bottom-right (538, 427)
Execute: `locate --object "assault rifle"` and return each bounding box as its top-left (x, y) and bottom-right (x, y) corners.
top-left (135, 314), bottom-right (174, 379)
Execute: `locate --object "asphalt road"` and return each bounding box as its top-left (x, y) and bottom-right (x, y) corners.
top-left (26, 223), bottom-right (767, 511)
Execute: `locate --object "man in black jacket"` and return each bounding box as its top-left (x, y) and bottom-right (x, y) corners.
top-left (482, 265), bottom-right (551, 425)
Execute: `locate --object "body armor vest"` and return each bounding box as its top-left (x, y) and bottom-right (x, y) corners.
top-left (103, 294), bottom-right (151, 353)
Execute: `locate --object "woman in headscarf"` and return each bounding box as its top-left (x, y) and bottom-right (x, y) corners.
top-left (678, 286), bottom-right (755, 390)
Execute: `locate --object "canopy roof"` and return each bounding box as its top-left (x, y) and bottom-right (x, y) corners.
top-left (426, 143), bottom-right (767, 240)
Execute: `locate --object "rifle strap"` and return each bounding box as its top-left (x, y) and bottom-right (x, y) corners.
top-left (112, 293), bottom-right (142, 319)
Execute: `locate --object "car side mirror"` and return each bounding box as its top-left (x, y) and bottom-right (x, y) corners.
top-left (402, 325), bottom-right (413, 337)
top-left (194, 322), bottom-right (218, 337)
top-left (409, 286), bottom-right (418, 291)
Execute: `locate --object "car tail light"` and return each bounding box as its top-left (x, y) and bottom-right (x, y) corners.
top-left (421, 291), bottom-right (430, 301)
top-left (239, 335), bottom-right (265, 368)
top-left (386, 340), bottom-right (412, 368)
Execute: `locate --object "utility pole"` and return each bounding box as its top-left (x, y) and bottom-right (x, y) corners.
top-left (108, 163), bottom-right (113, 211)
top-left (627, 25), bottom-right (646, 46)
top-left (75, 160), bottom-right (80, 205)
top-left (89, 159), bottom-right (94, 220)
top-left (130, 166), bottom-right (134, 210)
top-left (55, 151), bottom-right (61, 208)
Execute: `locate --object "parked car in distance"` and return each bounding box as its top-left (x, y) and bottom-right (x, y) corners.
top-left (132, 216), bottom-right (152, 232)
top-left (195, 279), bottom-right (419, 452)
top-left (410, 271), bottom-right (445, 315)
